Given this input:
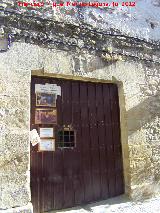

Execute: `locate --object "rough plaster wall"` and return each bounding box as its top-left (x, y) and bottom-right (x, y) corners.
top-left (1, 0), bottom-right (160, 41)
top-left (0, 42), bottom-right (160, 212)
top-left (0, 43), bottom-right (42, 212)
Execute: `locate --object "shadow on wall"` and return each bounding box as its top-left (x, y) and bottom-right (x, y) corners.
top-left (127, 91), bottom-right (160, 135)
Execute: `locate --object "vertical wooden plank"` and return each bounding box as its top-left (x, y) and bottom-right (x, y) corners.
top-left (53, 150), bottom-right (64, 209)
top-left (102, 84), bottom-right (116, 198)
top-left (41, 152), bottom-right (53, 212)
top-left (53, 79), bottom-right (64, 210)
top-left (88, 83), bottom-right (101, 201)
top-left (37, 152), bottom-right (43, 213)
top-left (30, 151), bottom-right (38, 213)
top-left (56, 80), bottom-right (63, 128)
top-left (50, 153), bottom-right (55, 211)
top-left (61, 80), bottom-right (75, 209)
top-left (95, 83), bottom-right (109, 199)
top-left (71, 81), bottom-right (85, 205)
top-left (41, 153), bottom-right (44, 212)
top-left (63, 149), bottom-right (74, 208)
top-left (79, 82), bottom-right (93, 203)
top-left (31, 77), bottom-right (42, 213)
top-left (62, 80), bottom-right (72, 126)
top-left (109, 85), bottom-right (124, 196)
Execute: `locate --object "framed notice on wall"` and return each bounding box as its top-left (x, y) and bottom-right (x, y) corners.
top-left (38, 139), bottom-right (55, 151)
top-left (39, 128), bottom-right (54, 138)
top-left (36, 93), bottom-right (56, 107)
top-left (35, 108), bottom-right (57, 124)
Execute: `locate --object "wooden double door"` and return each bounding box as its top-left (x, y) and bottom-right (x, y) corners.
top-left (30, 76), bottom-right (124, 213)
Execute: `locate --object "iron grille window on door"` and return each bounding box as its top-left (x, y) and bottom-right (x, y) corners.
top-left (57, 128), bottom-right (75, 148)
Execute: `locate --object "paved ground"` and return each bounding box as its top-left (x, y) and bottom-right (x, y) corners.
top-left (50, 195), bottom-right (160, 213)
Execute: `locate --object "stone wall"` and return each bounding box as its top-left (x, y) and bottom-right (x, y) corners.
top-left (1, 0), bottom-right (160, 41)
top-left (0, 41), bottom-right (160, 212)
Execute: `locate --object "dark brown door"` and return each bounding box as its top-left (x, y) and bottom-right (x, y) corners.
top-left (30, 76), bottom-right (124, 213)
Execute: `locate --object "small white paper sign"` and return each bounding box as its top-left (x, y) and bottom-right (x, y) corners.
top-left (39, 139), bottom-right (55, 151)
top-left (30, 129), bottom-right (40, 146)
top-left (40, 128), bottom-right (54, 138)
top-left (45, 83), bottom-right (61, 96)
top-left (35, 84), bottom-right (61, 96)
